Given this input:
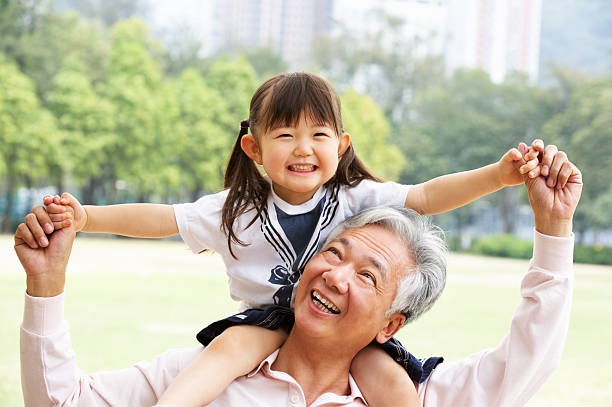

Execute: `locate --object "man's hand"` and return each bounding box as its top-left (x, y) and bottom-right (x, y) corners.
top-left (18, 203), bottom-right (73, 249)
top-left (15, 213), bottom-right (77, 297)
top-left (522, 148), bottom-right (582, 237)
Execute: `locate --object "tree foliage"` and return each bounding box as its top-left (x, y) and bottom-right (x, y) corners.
top-left (1, 3), bottom-right (610, 243)
top-left (172, 69), bottom-right (233, 198)
top-left (0, 56), bottom-right (61, 229)
top-left (341, 89), bottom-right (404, 180)
top-left (541, 76), bottom-right (612, 236)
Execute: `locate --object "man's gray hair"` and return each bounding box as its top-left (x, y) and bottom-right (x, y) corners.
top-left (323, 206), bottom-right (447, 325)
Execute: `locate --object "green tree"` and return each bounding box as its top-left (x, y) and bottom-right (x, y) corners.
top-left (243, 47), bottom-right (288, 81)
top-left (172, 69), bottom-right (233, 200)
top-left (0, 56), bottom-right (61, 231)
top-left (46, 56), bottom-right (115, 202)
top-left (204, 55), bottom-right (258, 122)
top-left (400, 69), bottom-right (558, 234)
top-left (340, 89), bottom-right (405, 180)
top-left (0, 2), bottom-right (109, 100)
top-left (102, 18), bottom-right (174, 202)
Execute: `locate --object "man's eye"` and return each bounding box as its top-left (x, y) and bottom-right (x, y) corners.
top-left (327, 247), bottom-right (340, 257)
top-left (360, 272), bottom-right (376, 284)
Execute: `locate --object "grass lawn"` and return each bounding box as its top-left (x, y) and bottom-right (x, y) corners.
top-left (2, 234), bottom-right (611, 406)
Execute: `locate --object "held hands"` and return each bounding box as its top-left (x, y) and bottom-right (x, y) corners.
top-left (15, 205), bottom-right (77, 297)
top-left (44, 193), bottom-right (87, 232)
top-left (498, 139), bottom-right (573, 188)
top-left (499, 139), bottom-right (581, 236)
top-left (521, 152), bottom-right (582, 237)
top-left (16, 192), bottom-right (85, 249)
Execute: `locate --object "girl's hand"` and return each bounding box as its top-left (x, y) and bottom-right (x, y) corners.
top-left (43, 192), bottom-right (88, 233)
top-left (497, 139), bottom-right (544, 186)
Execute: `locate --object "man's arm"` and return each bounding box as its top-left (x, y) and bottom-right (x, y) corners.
top-left (419, 154), bottom-right (581, 406)
top-left (20, 292), bottom-right (201, 406)
top-left (418, 231), bottom-right (574, 407)
top-left (15, 211), bottom-right (195, 406)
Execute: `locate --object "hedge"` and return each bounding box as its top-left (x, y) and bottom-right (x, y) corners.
top-left (468, 234), bottom-right (612, 265)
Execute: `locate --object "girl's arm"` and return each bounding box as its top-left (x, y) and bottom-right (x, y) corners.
top-left (45, 192), bottom-right (179, 238)
top-left (351, 344), bottom-right (420, 407)
top-left (405, 142), bottom-right (545, 215)
top-left (157, 325), bottom-right (287, 407)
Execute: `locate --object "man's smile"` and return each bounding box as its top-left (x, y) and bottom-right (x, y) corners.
top-left (311, 289), bottom-right (340, 314)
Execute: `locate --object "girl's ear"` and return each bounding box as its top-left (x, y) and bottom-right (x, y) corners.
top-left (338, 132), bottom-right (351, 158)
top-left (375, 313), bottom-right (406, 344)
top-left (240, 134), bottom-right (263, 165)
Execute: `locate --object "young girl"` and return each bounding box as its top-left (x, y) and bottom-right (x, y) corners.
top-left (40, 72), bottom-right (543, 407)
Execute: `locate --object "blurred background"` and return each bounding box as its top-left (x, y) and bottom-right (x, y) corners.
top-left (1, 0), bottom-right (611, 262)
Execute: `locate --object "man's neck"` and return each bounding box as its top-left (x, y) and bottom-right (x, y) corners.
top-left (271, 333), bottom-right (355, 405)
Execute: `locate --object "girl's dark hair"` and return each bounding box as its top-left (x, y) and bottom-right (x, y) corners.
top-left (221, 72), bottom-right (381, 259)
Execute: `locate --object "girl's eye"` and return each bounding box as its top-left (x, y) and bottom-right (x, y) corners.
top-left (314, 132), bottom-right (330, 138)
top-left (277, 133), bottom-right (292, 138)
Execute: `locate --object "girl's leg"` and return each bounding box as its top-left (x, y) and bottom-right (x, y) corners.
top-left (351, 343), bottom-right (420, 407)
top-left (156, 325), bottom-right (288, 407)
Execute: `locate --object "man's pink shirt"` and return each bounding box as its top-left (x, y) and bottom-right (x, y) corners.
top-left (20, 231), bottom-right (574, 406)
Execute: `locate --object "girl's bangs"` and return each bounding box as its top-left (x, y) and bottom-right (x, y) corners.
top-left (259, 75), bottom-right (342, 134)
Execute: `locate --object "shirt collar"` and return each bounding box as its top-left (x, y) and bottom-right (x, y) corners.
top-left (264, 174), bottom-right (326, 215)
top-left (347, 373), bottom-right (367, 405)
top-left (247, 349), bottom-right (280, 378)
top-left (247, 349), bottom-right (368, 405)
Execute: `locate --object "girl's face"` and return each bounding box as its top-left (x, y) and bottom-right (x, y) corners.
top-left (241, 115), bottom-right (350, 205)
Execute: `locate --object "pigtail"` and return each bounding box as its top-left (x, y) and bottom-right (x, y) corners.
top-left (221, 120), bottom-right (270, 259)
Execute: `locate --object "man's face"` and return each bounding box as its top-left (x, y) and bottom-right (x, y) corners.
top-left (293, 225), bottom-right (411, 350)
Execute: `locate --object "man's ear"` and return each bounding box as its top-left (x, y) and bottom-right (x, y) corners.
top-left (338, 132), bottom-right (351, 158)
top-left (240, 134), bottom-right (262, 165)
top-left (375, 313), bottom-right (406, 344)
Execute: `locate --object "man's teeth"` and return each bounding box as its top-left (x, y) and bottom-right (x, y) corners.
top-left (290, 164), bottom-right (315, 171)
top-left (312, 290), bottom-right (340, 314)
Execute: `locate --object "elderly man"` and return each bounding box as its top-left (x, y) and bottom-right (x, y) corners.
top-left (16, 156), bottom-right (581, 406)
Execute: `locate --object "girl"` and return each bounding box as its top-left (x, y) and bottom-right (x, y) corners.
top-left (39, 72), bottom-right (544, 407)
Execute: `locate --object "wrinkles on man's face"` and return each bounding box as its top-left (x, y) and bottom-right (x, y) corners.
top-left (293, 225), bottom-right (410, 345)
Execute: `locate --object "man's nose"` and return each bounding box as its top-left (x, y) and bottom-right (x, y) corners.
top-left (322, 264), bottom-right (350, 294)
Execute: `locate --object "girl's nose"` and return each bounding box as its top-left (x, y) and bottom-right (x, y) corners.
top-left (294, 138), bottom-right (313, 157)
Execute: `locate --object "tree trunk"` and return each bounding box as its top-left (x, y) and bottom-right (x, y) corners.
top-left (56, 170), bottom-right (64, 196)
top-left (499, 188), bottom-right (517, 234)
top-left (2, 172), bottom-right (17, 232)
top-left (108, 176), bottom-right (118, 204)
top-left (82, 178), bottom-right (96, 205)
top-left (191, 183), bottom-right (202, 202)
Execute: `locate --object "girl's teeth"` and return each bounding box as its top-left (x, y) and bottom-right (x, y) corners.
top-left (290, 165), bottom-right (314, 171)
